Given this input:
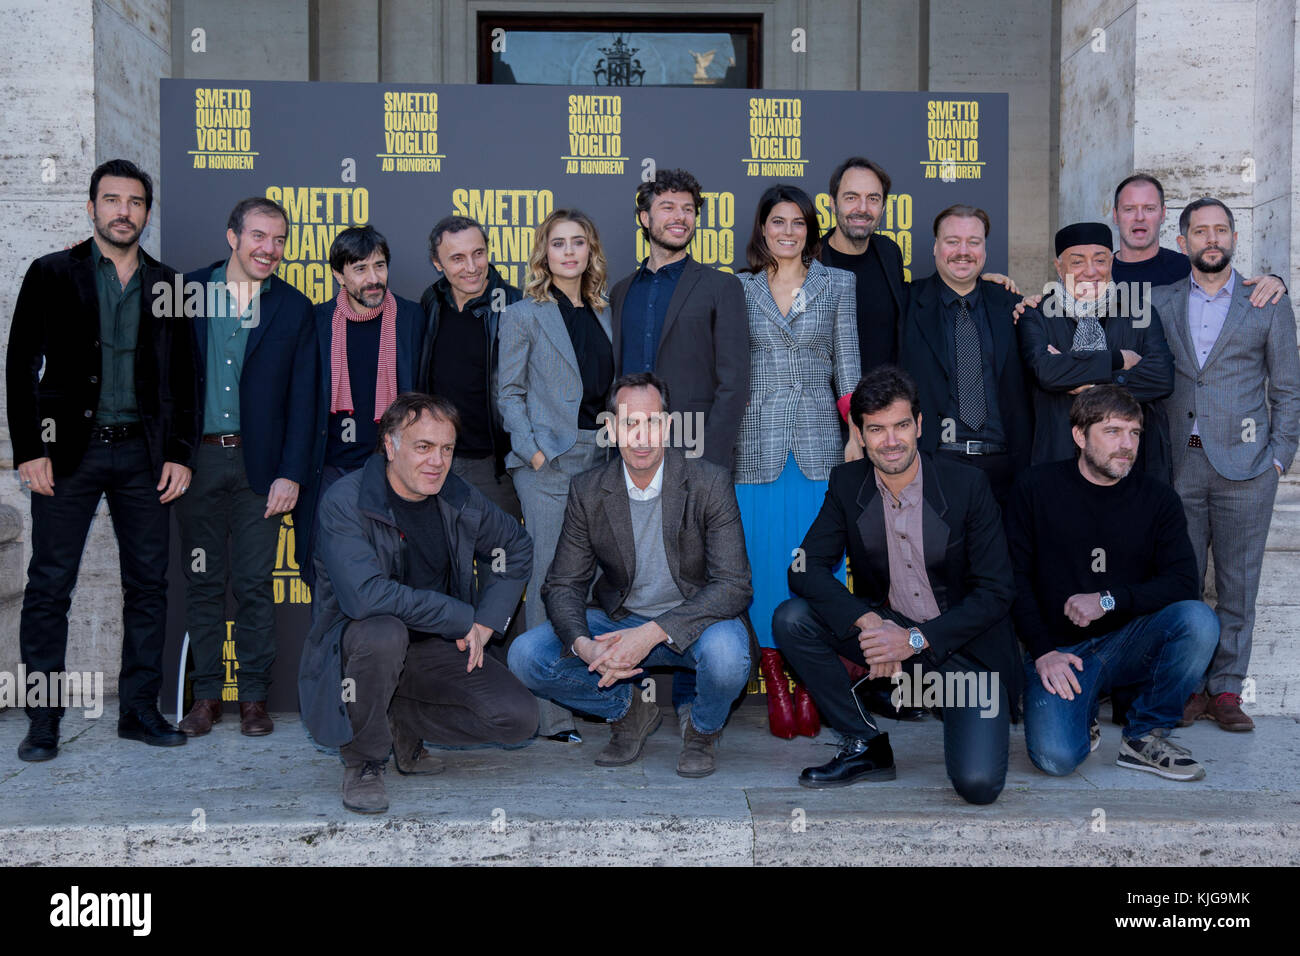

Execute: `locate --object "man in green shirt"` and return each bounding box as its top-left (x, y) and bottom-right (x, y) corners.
top-left (7, 159), bottom-right (199, 761)
top-left (174, 197), bottom-right (317, 739)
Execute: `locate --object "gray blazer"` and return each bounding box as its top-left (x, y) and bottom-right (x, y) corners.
top-left (497, 294), bottom-right (613, 471)
top-left (541, 447), bottom-right (753, 652)
top-left (733, 259), bottom-right (861, 483)
top-left (1155, 269), bottom-right (1300, 481)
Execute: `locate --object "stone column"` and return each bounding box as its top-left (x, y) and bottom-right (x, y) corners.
top-left (0, 0), bottom-right (171, 698)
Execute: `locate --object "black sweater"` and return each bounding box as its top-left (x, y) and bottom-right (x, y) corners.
top-left (1006, 457), bottom-right (1199, 659)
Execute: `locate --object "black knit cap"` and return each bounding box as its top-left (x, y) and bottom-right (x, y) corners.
top-left (1055, 221), bottom-right (1113, 256)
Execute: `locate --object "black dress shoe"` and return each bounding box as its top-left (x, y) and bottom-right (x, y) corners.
top-left (118, 706), bottom-right (187, 747)
top-left (18, 712), bottom-right (61, 762)
top-left (855, 681), bottom-right (925, 721)
top-left (799, 733), bottom-right (896, 788)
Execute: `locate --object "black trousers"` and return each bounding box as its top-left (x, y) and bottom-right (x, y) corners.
top-left (773, 597), bottom-right (1010, 805)
top-left (935, 449), bottom-right (1015, 512)
top-left (20, 435), bottom-right (170, 717)
top-left (175, 443), bottom-right (281, 701)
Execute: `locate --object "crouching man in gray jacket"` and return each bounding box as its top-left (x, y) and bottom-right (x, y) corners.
top-left (298, 392), bottom-right (537, 814)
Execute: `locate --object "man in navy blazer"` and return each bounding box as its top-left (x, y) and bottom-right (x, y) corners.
top-left (294, 226), bottom-right (425, 591)
top-left (175, 196), bottom-right (316, 738)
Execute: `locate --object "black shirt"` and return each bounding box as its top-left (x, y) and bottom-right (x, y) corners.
top-left (556, 296), bottom-right (614, 431)
top-left (385, 482), bottom-right (453, 638)
top-left (326, 316), bottom-right (382, 470)
top-left (938, 281), bottom-right (1004, 444)
top-left (1007, 458), bottom-right (1198, 659)
top-left (823, 239), bottom-right (899, 370)
top-left (1110, 247), bottom-right (1191, 287)
top-left (430, 292), bottom-right (493, 458)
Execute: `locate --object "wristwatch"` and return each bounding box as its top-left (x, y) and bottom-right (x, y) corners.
top-left (908, 627), bottom-right (926, 654)
top-left (1099, 591), bottom-right (1116, 613)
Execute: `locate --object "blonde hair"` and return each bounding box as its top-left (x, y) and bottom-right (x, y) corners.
top-left (524, 208), bottom-right (609, 311)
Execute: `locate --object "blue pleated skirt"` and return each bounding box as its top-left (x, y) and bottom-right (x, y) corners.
top-left (735, 452), bottom-right (846, 648)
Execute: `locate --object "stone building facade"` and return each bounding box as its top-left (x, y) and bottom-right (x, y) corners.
top-left (1, 0), bottom-right (1297, 713)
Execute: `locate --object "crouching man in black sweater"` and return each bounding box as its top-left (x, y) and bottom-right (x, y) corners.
top-left (1007, 385), bottom-right (1218, 781)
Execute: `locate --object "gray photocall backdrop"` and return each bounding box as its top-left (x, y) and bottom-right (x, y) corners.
top-left (159, 79), bottom-right (1007, 713)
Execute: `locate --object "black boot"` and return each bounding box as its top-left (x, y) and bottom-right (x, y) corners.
top-left (18, 710), bottom-right (61, 762)
top-left (118, 704), bottom-right (187, 747)
top-left (799, 732), bottom-right (897, 788)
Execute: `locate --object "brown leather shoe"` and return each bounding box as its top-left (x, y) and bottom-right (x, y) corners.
top-left (1180, 691), bottom-right (1210, 727)
top-left (239, 700), bottom-right (274, 736)
top-left (178, 698), bottom-right (222, 736)
top-left (1205, 692), bottom-right (1254, 732)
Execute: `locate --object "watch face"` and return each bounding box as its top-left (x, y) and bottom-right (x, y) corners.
top-left (1100, 595), bottom-right (1116, 611)
top-left (909, 630), bottom-right (924, 649)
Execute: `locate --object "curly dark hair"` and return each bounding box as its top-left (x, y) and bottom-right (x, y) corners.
top-left (634, 168), bottom-right (703, 241)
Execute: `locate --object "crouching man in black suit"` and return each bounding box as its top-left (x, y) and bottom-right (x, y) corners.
top-left (773, 365), bottom-right (1022, 804)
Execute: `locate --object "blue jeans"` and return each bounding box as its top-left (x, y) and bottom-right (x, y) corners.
top-left (1023, 600), bottom-right (1219, 776)
top-left (508, 610), bottom-right (751, 734)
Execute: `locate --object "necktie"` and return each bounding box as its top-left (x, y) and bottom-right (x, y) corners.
top-left (954, 298), bottom-right (986, 431)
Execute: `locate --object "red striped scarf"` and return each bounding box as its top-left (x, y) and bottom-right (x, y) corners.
top-left (330, 288), bottom-right (397, 421)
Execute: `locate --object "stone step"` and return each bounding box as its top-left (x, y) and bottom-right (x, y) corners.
top-left (1, 700), bottom-right (1296, 866)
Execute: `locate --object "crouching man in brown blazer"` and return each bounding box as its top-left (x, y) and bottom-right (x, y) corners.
top-left (508, 371), bottom-right (753, 777)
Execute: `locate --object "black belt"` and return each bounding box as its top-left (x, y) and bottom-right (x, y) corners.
top-left (938, 441), bottom-right (1007, 456)
top-left (202, 433), bottom-right (242, 447)
top-left (88, 422), bottom-right (143, 443)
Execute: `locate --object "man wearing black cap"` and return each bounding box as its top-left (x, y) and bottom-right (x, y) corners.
top-left (1017, 222), bottom-right (1175, 482)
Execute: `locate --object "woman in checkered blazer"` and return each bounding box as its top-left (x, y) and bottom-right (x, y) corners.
top-left (732, 185), bottom-right (861, 734)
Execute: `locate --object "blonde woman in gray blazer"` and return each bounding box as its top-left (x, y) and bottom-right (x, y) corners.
top-left (731, 185), bottom-right (860, 735)
top-left (497, 209), bottom-right (614, 661)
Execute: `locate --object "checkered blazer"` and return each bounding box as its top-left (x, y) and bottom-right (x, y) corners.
top-left (733, 259), bottom-right (860, 483)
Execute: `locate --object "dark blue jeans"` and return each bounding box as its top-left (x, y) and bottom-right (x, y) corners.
top-left (1023, 600), bottom-right (1219, 776)
top-left (508, 609), bottom-right (751, 734)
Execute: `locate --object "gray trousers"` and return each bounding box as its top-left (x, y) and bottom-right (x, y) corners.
top-left (339, 615), bottom-right (538, 766)
top-left (509, 433), bottom-right (603, 735)
top-left (1174, 446), bottom-right (1280, 696)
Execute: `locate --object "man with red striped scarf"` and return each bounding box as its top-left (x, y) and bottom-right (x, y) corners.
top-left (294, 226), bottom-right (427, 602)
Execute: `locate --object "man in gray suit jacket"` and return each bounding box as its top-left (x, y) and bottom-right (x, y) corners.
top-left (508, 372), bottom-right (753, 778)
top-left (1155, 197), bottom-right (1300, 732)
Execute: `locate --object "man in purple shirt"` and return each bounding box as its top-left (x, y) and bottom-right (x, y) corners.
top-left (1153, 197), bottom-right (1300, 733)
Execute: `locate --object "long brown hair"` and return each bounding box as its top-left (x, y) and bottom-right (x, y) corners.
top-left (742, 184), bottom-right (822, 274)
top-left (524, 208), bottom-right (609, 310)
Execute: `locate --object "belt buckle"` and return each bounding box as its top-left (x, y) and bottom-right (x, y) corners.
top-left (219, 433), bottom-right (238, 448)
top-left (966, 440), bottom-right (981, 455)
